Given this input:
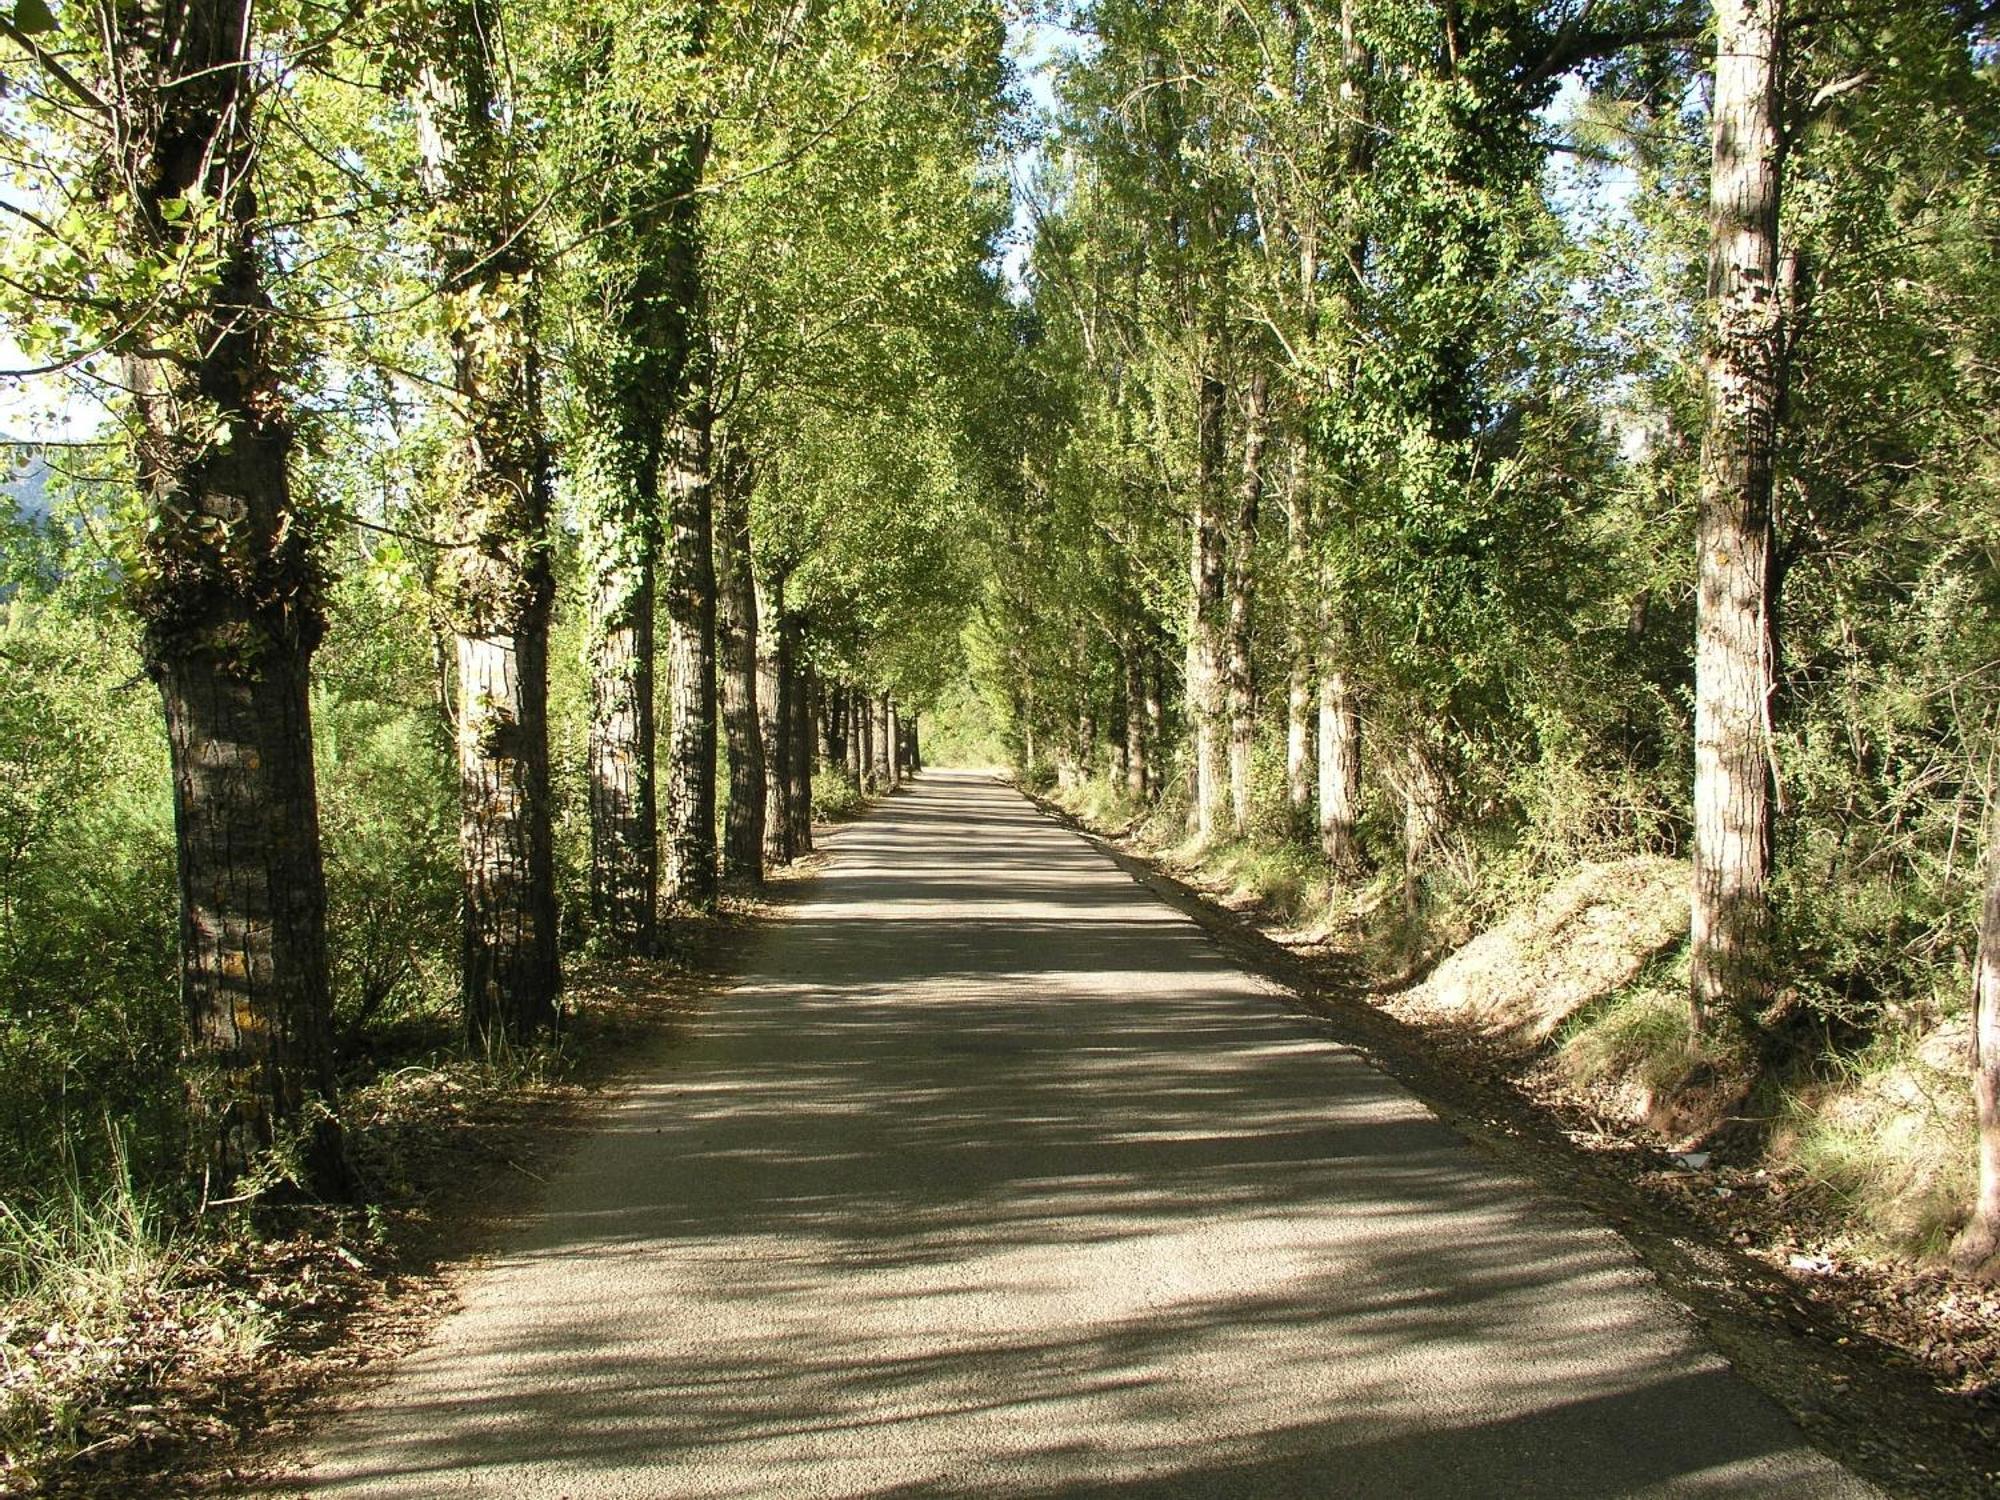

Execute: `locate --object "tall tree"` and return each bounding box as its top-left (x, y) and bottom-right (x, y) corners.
top-left (559, 20), bottom-right (709, 953)
top-left (411, 0), bottom-right (559, 1042)
top-left (757, 569), bottom-right (793, 865)
top-left (1957, 817), bottom-right (2000, 1277)
top-left (715, 442), bottom-right (765, 885)
top-left (663, 370), bottom-right (720, 908)
top-left (1226, 366), bottom-right (1270, 837)
top-left (1690, 0), bottom-right (1786, 1033)
top-left (87, 0), bottom-right (347, 1191)
top-left (1188, 342), bottom-right (1230, 841)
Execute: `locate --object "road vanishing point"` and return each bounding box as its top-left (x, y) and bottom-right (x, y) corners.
top-left (283, 770), bottom-right (1875, 1499)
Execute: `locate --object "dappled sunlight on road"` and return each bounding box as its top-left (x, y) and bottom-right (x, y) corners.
top-left (286, 771), bottom-right (1869, 1499)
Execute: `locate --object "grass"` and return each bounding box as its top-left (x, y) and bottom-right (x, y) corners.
top-left (1560, 983), bottom-right (1717, 1095)
top-left (1777, 1024), bottom-right (1978, 1258)
top-left (0, 1158), bottom-right (272, 1485)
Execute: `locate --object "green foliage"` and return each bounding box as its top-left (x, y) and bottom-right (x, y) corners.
top-left (313, 564), bottom-right (462, 1037)
top-left (0, 504), bottom-right (183, 1203)
top-left (919, 675), bottom-right (1009, 767)
top-left (811, 768), bottom-right (865, 822)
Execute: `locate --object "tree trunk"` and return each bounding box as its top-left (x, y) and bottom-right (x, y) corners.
top-left (1317, 664), bottom-right (1364, 874)
top-left (845, 689), bottom-right (864, 783)
top-left (887, 698), bottom-right (903, 787)
top-left (415, 1), bottom-right (559, 1043)
top-left (567, 40), bottom-right (704, 956)
top-left (1399, 742), bottom-right (1442, 922)
top-left (1691, 0), bottom-right (1785, 1033)
top-left (583, 502), bottom-right (656, 947)
top-left (1955, 811), bottom-right (2000, 1279)
top-left (858, 692), bottom-right (876, 790)
top-left (108, 0), bottom-right (345, 1193)
top-left (1146, 645), bottom-right (1166, 792)
top-left (817, 681), bottom-right (838, 767)
top-left (456, 627), bottom-right (558, 1043)
top-left (872, 694), bottom-right (893, 790)
top-left (786, 639), bottom-right (814, 855)
top-left (907, 716), bottom-right (922, 773)
top-left (572, 354), bottom-right (659, 951)
top-left (157, 640), bottom-right (345, 1192)
top-left (1124, 646), bottom-right (1149, 799)
top-left (1112, 674), bottom-right (1131, 790)
top-left (1284, 449), bottom-right (1314, 815)
top-left (1227, 368), bottom-right (1270, 839)
top-left (663, 397), bottom-right (719, 909)
top-left (757, 574), bottom-right (791, 866)
top-left (1188, 347), bottom-right (1230, 842)
top-left (715, 450), bottom-right (763, 887)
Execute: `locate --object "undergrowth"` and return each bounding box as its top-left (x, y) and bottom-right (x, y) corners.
top-left (1778, 1023), bottom-right (1978, 1258)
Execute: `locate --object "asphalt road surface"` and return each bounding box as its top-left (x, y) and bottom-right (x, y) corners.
top-left (284, 770), bottom-right (1874, 1498)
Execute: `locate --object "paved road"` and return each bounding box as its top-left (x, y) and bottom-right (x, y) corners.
top-left (285, 771), bottom-right (1872, 1498)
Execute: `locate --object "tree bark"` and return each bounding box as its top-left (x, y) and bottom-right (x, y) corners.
top-left (715, 449), bottom-right (763, 887)
top-left (1317, 663), bottom-right (1364, 874)
top-left (1124, 645), bottom-right (1149, 799)
top-left (888, 697), bottom-right (904, 787)
top-left (859, 691), bottom-right (876, 791)
top-left (1188, 346), bottom-right (1230, 842)
top-left (1955, 811), bottom-right (2000, 1278)
top-left (567, 37), bottom-right (704, 956)
top-left (107, 0), bottom-right (345, 1193)
top-left (1400, 741), bottom-right (1442, 921)
top-left (1146, 645), bottom-right (1166, 789)
top-left (872, 694), bottom-right (893, 790)
top-left (663, 395), bottom-right (719, 910)
top-left (756, 574), bottom-right (791, 866)
top-left (845, 689), bottom-right (864, 783)
top-left (817, 681), bottom-right (839, 767)
top-left (1227, 368), bottom-right (1270, 838)
top-left (577, 411), bottom-right (658, 953)
top-left (1691, 0), bottom-right (1785, 1033)
top-left (414, 0), bottom-right (559, 1044)
top-left (1283, 449), bottom-right (1314, 815)
top-left (1315, 570), bottom-right (1365, 871)
top-left (786, 639), bottom-right (814, 855)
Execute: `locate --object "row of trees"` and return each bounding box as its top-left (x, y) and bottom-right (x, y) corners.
top-left (0, 0), bottom-right (1010, 1197)
top-left (979, 0), bottom-right (2000, 1270)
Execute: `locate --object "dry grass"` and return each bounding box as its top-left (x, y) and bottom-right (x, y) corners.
top-left (1778, 1019), bottom-right (1979, 1259)
top-left (1407, 856), bottom-right (1689, 1048)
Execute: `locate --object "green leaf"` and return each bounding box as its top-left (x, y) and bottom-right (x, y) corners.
top-left (11, 0), bottom-right (56, 36)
